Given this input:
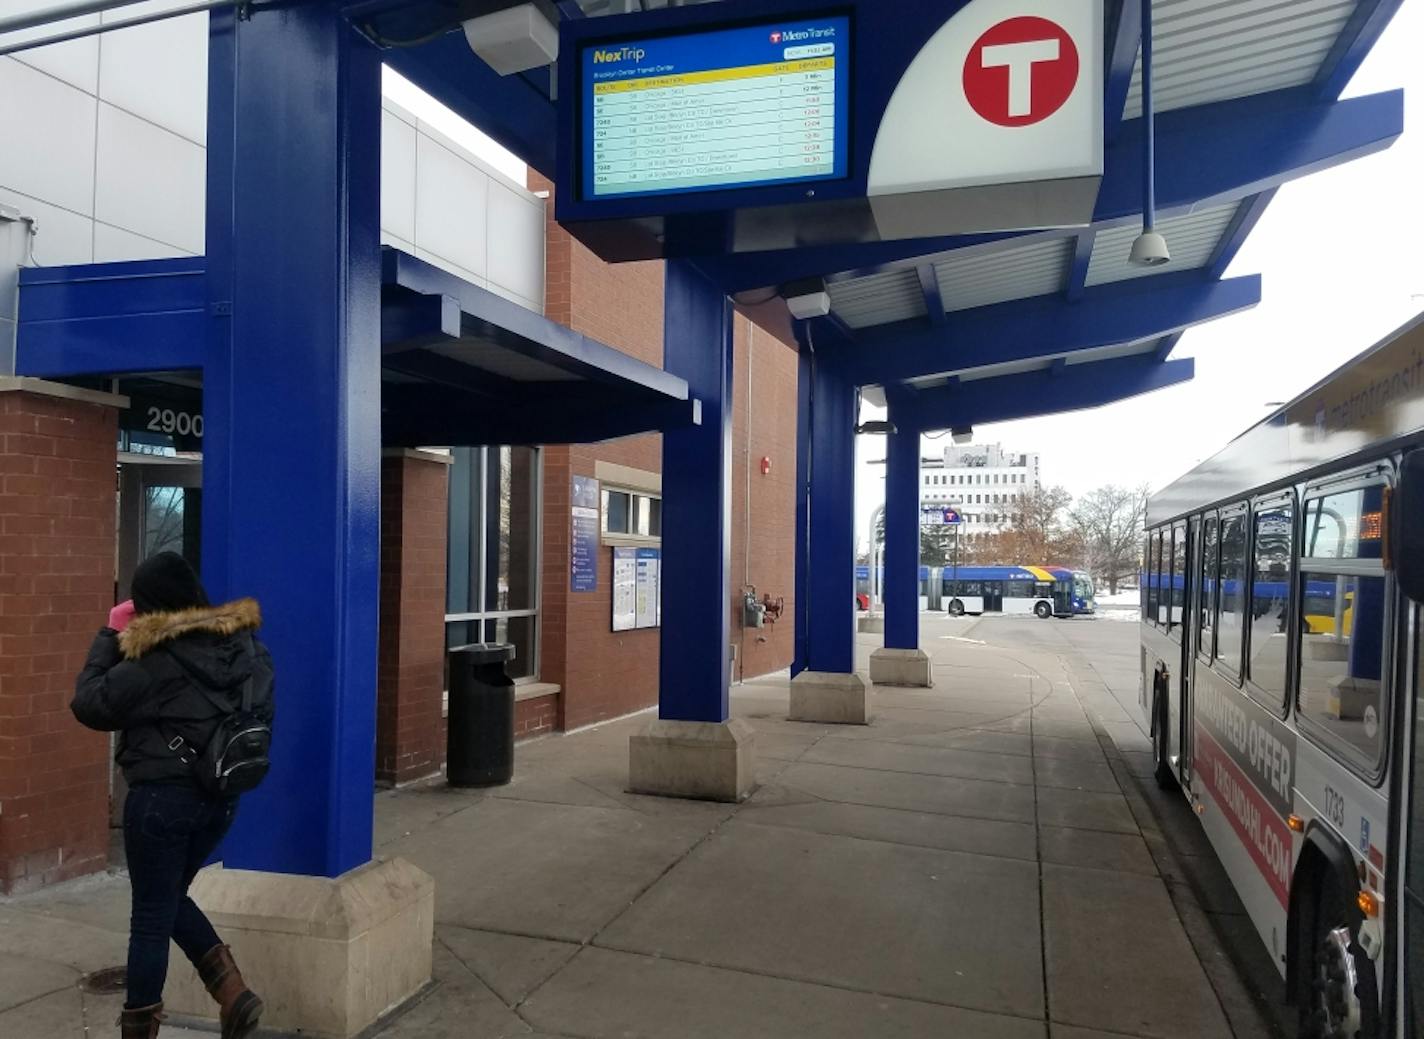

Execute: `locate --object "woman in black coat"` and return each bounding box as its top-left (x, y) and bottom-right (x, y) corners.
top-left (72, 553), bottom-right (272, 1039)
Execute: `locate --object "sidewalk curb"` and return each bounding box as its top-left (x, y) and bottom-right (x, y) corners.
top-left (1067, 655), bottom-right (1289, 1039)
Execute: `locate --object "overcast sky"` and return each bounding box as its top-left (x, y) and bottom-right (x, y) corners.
top-left (852, 3), bottom-right (1424, 551)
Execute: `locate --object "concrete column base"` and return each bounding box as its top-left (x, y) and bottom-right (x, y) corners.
top-left (164, 857), bottom-right (435, 1039)
top-left (869, 648), bottom-right (933, 688)
top-left (790, 671), bottom-right (871, 725)
top-left (629, 718), bottom-right (756, 802)
top-left (857, 615), bottom-right (884, 634)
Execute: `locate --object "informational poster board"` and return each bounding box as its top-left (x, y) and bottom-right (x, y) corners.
top-left (611, 547), bottom-right (638, 631)
top-left (611, 546), bottom-right (661, 630)
top-left (571, 476), bottom-right (600, 592)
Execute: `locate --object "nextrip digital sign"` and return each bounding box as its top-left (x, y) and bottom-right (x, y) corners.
top-left (580, 16), bottom-right (851, 200)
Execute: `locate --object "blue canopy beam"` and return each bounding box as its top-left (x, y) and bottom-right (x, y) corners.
top-left (907, 355), bottom-right (1195, 432)
top-left (1103, 0), bottom-right (1143, 146)
top-left (915, 265), bottom-right (945, 327)
top-left (15, 258), bottom-right (207, 377)
top-left (1314, 0), bottom-right (1406, 101)
top-left (703, 87), bottom-right (1402, 294)
top-left (833, 273), bottom-right (1259, 386)
top-left (1065, 230), bottom-right (1095, 302)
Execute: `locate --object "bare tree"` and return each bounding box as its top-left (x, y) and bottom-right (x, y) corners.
top-left (969, 486), bottom-right (1078, 564)
top-left (1069, 484), bottom-right (1150, 594)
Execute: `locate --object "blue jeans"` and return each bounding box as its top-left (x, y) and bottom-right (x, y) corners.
top-left (123, 783), bottom-right (237, 1008)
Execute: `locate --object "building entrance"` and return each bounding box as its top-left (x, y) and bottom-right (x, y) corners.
top-left (108, 453), bottom-right (202, 826)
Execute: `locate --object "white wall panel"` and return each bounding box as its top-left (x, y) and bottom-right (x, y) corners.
top-left (98, 6), bottom-right (208, 145)
top-left (0, 187), bottom-right (93, 265)
top-left (94, 103), bottom-right (204, 253)
top-left (0, 58), bottom-right (98, 215)
top-left (413, 246), bottom-right (486, 290)
top-left (94, 221), bottom-right (191, 262)
top-left (0, 1), bottom-right (100, 94)
top-left (414, 134), bottom-right (489, 279)
top-left (380, 109), bottom-right (418, 246)
top-left (486, 182), bottom-right (543, 309)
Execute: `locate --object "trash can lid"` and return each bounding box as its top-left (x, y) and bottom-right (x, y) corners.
top-left (449, 642), bottom-right (517, 664)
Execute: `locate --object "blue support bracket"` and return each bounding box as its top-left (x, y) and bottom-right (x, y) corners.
top-left (1315, 0), bottom-right (1406, 101)
top-left (881, 390), bottom-right (919, 652)
top-left (836, 273), bottom-right (1259, 386)
top-left (657, 260), bottom-right (733, 724)
top-left (1103, 0), bottom-right (1143, 145)
top-left (381, 292), bottom-right (461, 353)
top-left (1065, 230), bottom-right (1095, 302)
top-left (1207, 191), bottom-right (1277, 280)
top-left (915, 265), bottom-right (945, 327)
top-left (907, 355), bottom-right (1195, 431)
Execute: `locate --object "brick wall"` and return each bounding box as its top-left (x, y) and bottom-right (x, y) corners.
top-left (531, 176), bottom-right (799, 731)
top-left (731, 316), bottom-right (798, 680)
top-left (375, 452), bottom-right (450, 786)
top-left (0, 386), bottom-right (119, 894)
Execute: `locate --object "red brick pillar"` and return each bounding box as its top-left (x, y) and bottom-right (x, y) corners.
top-left (0, 379), bottom-right (123, 894)
top-left (376, 449), bottom-right (450, 786)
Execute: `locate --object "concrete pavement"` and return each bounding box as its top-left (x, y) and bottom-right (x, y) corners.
top-left (0, 612), bottom-right (1274, 1038)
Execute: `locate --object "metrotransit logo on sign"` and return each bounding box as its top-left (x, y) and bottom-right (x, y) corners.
top-left (964, 16), bottom-right (1080, 126)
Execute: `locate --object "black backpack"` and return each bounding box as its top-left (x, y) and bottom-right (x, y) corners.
top-left (163, 637), bottom-right (272, 797)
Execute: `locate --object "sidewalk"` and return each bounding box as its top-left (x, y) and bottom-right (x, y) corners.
top-left (1, 615), bottom-right (1266, 1038)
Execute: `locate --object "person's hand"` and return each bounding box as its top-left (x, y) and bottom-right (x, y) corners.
top-left (108, 600), bottom-right (136, 632)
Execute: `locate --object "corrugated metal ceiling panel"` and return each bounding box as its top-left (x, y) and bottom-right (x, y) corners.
top-left (932, 238), bottom-right (1073, 313)
top-left (1085, 202), bottom-right (1239, 286)
top-left (826, 268), bottom-right (927, 329)
top-left (1121, 0), bottom-right (1357, 120)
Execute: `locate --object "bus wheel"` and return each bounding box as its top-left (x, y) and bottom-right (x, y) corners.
top-left (1152, 685), bottom-right (1176, 790)
top-left (948, 599), bottom-right (965, 617)
top-left (1301, 882), bottom-right (1378, 1039)
top-left (1034, 601), bottom-right (1051, 619)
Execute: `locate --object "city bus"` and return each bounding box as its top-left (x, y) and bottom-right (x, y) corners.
top-left (943, 565), bottom-right (1095, 618)
top-left (1139, 311), bottom-right (1424, 1038)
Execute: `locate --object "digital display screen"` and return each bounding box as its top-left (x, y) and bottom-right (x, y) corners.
top-left (581, 15), bottom-right (850, 200)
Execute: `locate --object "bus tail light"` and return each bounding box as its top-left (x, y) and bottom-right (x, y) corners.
top-left (1357, 890), bottom-right (1380, 919)
top-left (1287, 814), bottom-right (1305, 832)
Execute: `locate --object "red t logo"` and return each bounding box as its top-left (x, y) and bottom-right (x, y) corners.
top-left (770, 31), bottom-right (783, 44)
top-left (963, 16), bottom-right (1080, 127)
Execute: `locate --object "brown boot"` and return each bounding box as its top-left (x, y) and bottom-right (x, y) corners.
top-left (118, 1002), bottom-right (164, 1038)
top-left (196, 944), bottom-right (263, 1039)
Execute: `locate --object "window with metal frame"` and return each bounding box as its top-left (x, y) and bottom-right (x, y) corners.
top-left (602, 488), bottom-right (662, 539)
top-left (446, 446), bottom-right (541, 682)
top-left (1147, 529), bottom-right (1164, 626)
top-left (1216, 508), bottom-right (1250, 680)
top-left (1247, 497), bottom-right (1294, 710)
top-left (1168, 523), bottom-right (1186, 641)
top-left (1198, 515), bottom-right (1219, 661)
top-left (1296, 478), bottom-right (1392, 774)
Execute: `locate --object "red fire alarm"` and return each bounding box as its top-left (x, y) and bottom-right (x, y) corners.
top-left (760, 456), bottom-right (772, 476)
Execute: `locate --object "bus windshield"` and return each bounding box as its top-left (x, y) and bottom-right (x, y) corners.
top-left (1073, 573), bottom-right (1095, 602)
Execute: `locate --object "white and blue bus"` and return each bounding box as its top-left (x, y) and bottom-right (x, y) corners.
top-left (1140, 311), bottom-right (1424, 1038)
top-left (943, 565), bottom-right (1095, 618)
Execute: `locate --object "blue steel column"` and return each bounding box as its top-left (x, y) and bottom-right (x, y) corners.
top-left (658, 260), bottom-right (733, 722)
top-left (882, 395), bottom-right (920, 651)
top-left (801, 346), bottom-right (857, 675)
top-left (203, 3), bottom-right (381, 877)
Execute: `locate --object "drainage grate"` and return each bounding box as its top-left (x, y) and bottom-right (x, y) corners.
top-left (80, 966), bottom-right (127, 994)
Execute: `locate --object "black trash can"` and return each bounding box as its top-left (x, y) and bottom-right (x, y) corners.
top-left (446, 642), bottom-right (517, 787)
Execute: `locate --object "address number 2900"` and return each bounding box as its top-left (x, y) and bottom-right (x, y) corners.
top-left (147, 407), bottom-right (203, 438)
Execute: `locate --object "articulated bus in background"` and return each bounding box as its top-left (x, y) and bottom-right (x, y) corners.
top-left (944, 565), bottom-right (1095, 618)
top-left (1138, 312), bottom-right (1424, 1038)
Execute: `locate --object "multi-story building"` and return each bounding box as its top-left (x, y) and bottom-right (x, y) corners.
top-left (919, 443), bottom-right (1040, 533)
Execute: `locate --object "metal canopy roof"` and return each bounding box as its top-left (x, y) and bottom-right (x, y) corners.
top-left (14, 249), bottom-right (697, 448)
top-left (357, 0), bottom-right (1404, 429)
top-left (378, 249), bottom-right (697, 445)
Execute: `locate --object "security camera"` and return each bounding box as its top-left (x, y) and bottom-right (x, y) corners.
top-left (1129, 229), bottom-right (1171, 267)
top-left (463, 1), bottom-right (559, 76)
top-left (781, 277), bottom-right (832, 320)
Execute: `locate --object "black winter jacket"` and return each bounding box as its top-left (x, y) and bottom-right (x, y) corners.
top-left (72, 599), bottom-right (275, 787)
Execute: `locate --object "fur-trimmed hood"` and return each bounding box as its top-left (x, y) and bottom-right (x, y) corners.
top-left (119, 598), bottom-right (262, 661)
